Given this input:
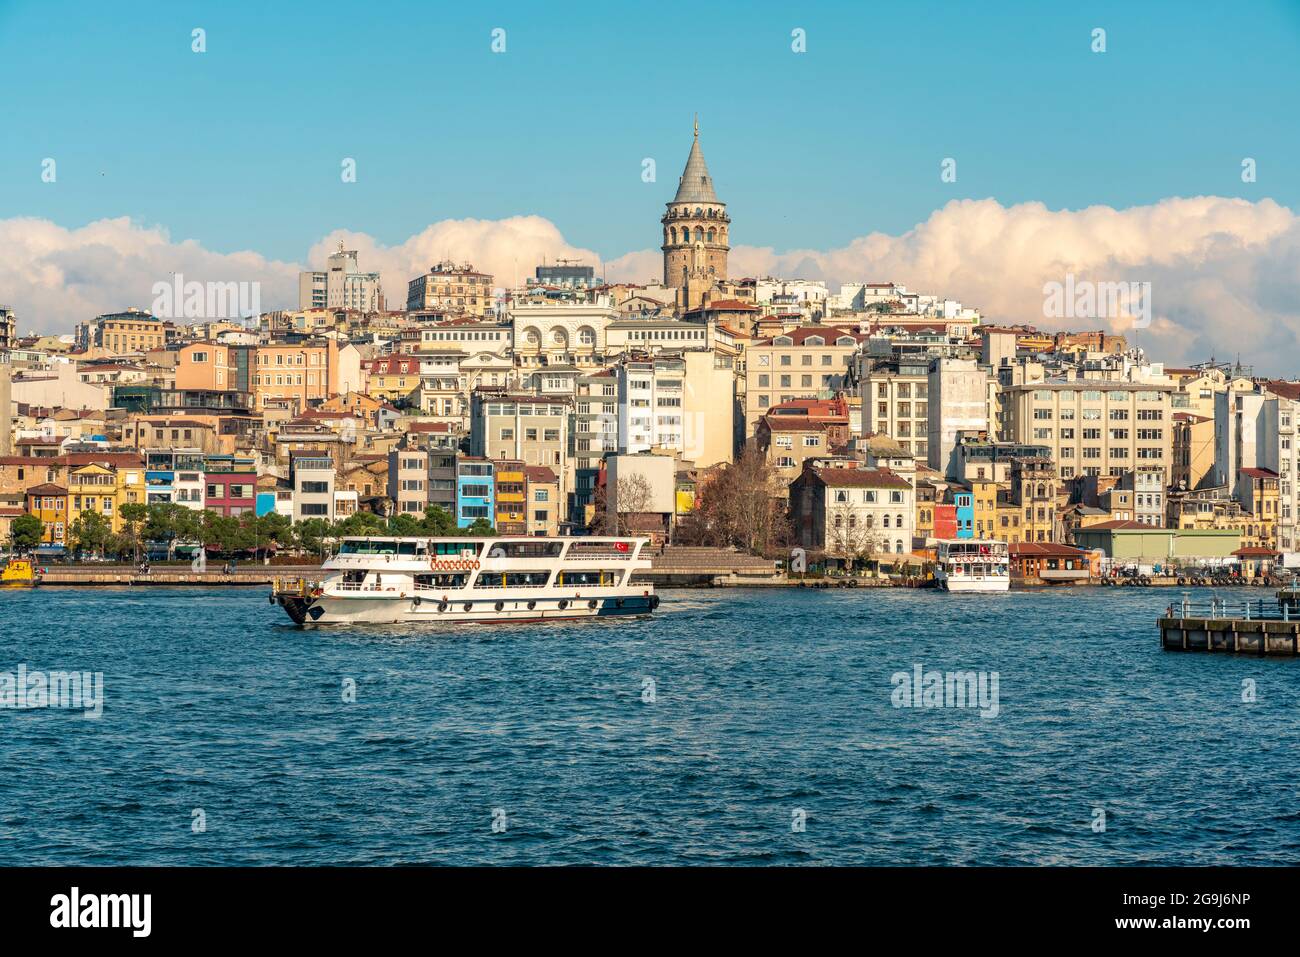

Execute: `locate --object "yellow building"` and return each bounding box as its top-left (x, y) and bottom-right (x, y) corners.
top-left (24, 483), bottom-right (67, 546)
top-left (66, 457), bottom-right (145, 534)
top-left (494, 461), bottom-right (526, 535)
top-left (363, 355), bottom-right (421, 403)
top-left (969, 479), bottom-right (1000, 539)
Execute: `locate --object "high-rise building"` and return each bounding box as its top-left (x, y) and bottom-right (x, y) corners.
top-left (299, 245), bottom-right (384, 312)
top-left (661, 118), bottom-right (729, 310)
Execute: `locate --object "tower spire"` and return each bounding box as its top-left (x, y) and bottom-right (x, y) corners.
top-left (694, 113), bottom-right (698, 138)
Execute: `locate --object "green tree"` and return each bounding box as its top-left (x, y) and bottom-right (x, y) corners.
top-left (336, 511), bottom-right (386, 537)
top-left (295, 518), bottom-right (333, 558)
top-left (385, 513), bottom-right (422, 537)
top-left (420, 506), bottom-right (456, 536)
top-left (463, 517), bottom-right (495, 537)
top-left (119, 502), bottom-right (149, 563)
top-left (69, 510), bottom-right (112, 558)
top-left (255, 512), bottom-right (294, 550)
top-left (10, 513), bottom-right (44, 552)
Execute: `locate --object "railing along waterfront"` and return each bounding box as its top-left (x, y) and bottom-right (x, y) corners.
top-left (1168, 597), bottom-right (1292, 621)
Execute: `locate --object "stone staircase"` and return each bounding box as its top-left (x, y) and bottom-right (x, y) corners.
top-left (639, 545), bottom-right (779, 583)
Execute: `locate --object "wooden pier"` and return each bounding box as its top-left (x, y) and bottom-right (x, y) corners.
top-left (1158, 597), bottom-right (1300, 656)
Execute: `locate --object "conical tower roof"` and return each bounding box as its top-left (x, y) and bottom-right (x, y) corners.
top-left (672, 119), bottom-right (719, 204)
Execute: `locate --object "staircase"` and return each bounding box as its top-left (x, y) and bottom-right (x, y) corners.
top-left (638, 546), bottom-right (779, 584)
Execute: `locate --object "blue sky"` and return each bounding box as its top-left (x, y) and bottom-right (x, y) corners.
top-left (3, 0), bottom-right (1298, 263)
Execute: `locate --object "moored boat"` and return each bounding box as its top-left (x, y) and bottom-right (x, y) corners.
top-left (271, 535), bottom-right (658, 626)
top-left (934, 539), bottom-right (1009, 593)
top-left (0, 557), bottom-right (41, 589)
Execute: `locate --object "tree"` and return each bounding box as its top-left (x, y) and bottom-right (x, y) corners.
top-left (826, 506), bottom-right (881, 572)
top-left (678, 448), bottom-right (791, 556)
top-left (463, 517), bottom-right (495, 536)
top-left (255, 512), bottom-right (294, 551)
top-left (10, 514), bottom-right (43, 553)
top-left (68, 510), bottom-right (112, 558)
top-left (420, 506), bottom-right (457, 536)
top-left (610, 473), bottom-right (654, 536)
top-left (295, 518), bottom-right (333, 558)
top-left (119, 502), bottom-right (148, 564)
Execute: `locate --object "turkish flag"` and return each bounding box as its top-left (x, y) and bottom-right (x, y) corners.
top-left (613, 542), bottom-right (629, 552)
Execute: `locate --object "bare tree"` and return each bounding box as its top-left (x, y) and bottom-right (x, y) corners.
top-left (610, 472), bottom-right (654, 535)
top-left (826, 506), bottom-right (881, 572)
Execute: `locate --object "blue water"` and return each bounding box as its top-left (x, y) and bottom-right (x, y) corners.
top-left (1, 585), bottom-right (1297, 865)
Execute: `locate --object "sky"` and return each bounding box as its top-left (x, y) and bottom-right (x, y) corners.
top-left (2, 0), bottom-right (1300, 369)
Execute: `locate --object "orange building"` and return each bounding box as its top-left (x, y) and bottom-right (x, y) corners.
top-left (176, 340), bottom-right (356, 414)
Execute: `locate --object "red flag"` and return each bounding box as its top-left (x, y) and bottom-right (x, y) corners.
top-left (613, 542), bottom-right (629, 552)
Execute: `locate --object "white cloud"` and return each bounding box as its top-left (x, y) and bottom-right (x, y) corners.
top-left (4, 197), bottom-right (1299, 372)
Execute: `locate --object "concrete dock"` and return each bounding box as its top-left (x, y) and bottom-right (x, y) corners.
top-left (1158, 597), bottom-right (1300, 655)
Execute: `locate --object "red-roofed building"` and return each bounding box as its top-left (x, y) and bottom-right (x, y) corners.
top-left (789, 462), bottom-right (916, 563)
top-left (745, 327), bottom-right (863, 436)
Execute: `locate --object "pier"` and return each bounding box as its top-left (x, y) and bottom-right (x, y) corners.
top-left (1158, 597), bottom-right (1300, 655)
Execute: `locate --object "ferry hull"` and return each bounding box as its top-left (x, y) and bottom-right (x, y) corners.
top-left (277, 592), bottom-right (659, 627)
top-left (939, 576), bottom-right (1009, 593)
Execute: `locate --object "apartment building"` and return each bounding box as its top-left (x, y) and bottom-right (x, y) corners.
top-left (789, 463), bottom-right (916, 560)
top-left (291, 455), bottom-right (335, 522)
top-left (1000, 380), bottom-right (1175, 483)
top-left (524, 466), bottom-right (560, 536)
top-left (204, 455), bottom-right (257, 516)
top-left (176, 339), bottom-right (362, 414)
top-left (744, 327), bottom-right (862, 435)
top-left (76, 309), bottom-right (167, 354)
top-left (406, 262), bottom-right (494, 316)
top-left (455, 457), bottom-right (495, 529)
top-left (858, 357), bottom-right (929, 459)
top-left (928, 358), bottom-right (995, 480)
top-left (298, 247), bottom-right (384, 312)
top-left (469, 393), bottom-right (570, 478)
top-left (387, 445), bottom-right (429, 516)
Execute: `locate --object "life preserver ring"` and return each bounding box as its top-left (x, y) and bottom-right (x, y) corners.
top-left (587, 599), bottom-right (598, 609)
top-left (438, 601), bottom-right (449, 613)
top-left (527, 600), bottom-right (536, 610)
top-left (463, 602), bottom-right (473, 612)
top-left (412, 595), bottom-right (421, 606)
top-left (558, 599), bottom-right (569, 610)
top-left (494, 601), bottom-right (505, 612)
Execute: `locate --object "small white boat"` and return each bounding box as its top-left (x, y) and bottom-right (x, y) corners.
top-left (272, 535), bottom-right (658, 626)
top-left (935, 539), bottom-right (1009, 593)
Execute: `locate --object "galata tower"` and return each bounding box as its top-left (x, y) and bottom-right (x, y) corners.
top-left (661, 118), bottom-right (729, 308)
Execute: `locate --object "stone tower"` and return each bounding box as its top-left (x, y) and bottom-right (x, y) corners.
top-left (661, 118), bottom-right (729, 310)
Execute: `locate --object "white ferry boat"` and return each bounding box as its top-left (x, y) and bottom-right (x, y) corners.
top-left (271, 535), bottom-right (658, 626)
top-left (934, 539), bottom-right (1010, 593)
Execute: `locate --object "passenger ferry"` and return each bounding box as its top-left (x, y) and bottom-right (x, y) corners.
top-left (934, 539), bottom-right (1010, 593)
top-left (271, 536), bottom-right (658, 626)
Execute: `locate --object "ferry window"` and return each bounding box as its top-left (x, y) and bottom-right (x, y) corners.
top-left (398, 542), bottom-right (418, 556)
top-left (503, 571), bottom-right (551, 587)
top-left (415, 573), bottom-right (468, 589)
top-left (558, 570), bottom-right (617, 586)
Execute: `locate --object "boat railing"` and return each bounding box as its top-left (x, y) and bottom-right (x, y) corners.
top-left (1168, 597), bottom-right (1292, 621)
top-left (563, 550), bottom-right (634, 561)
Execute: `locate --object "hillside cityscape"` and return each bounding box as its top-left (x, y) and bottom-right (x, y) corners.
top-left (0, 124), bottom-right (1290, 581)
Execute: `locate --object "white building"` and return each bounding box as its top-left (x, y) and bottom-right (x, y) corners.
top-left (298, 247), bottom-right (384, 312)
top-left (928, 358), bottom-right (992, 480)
